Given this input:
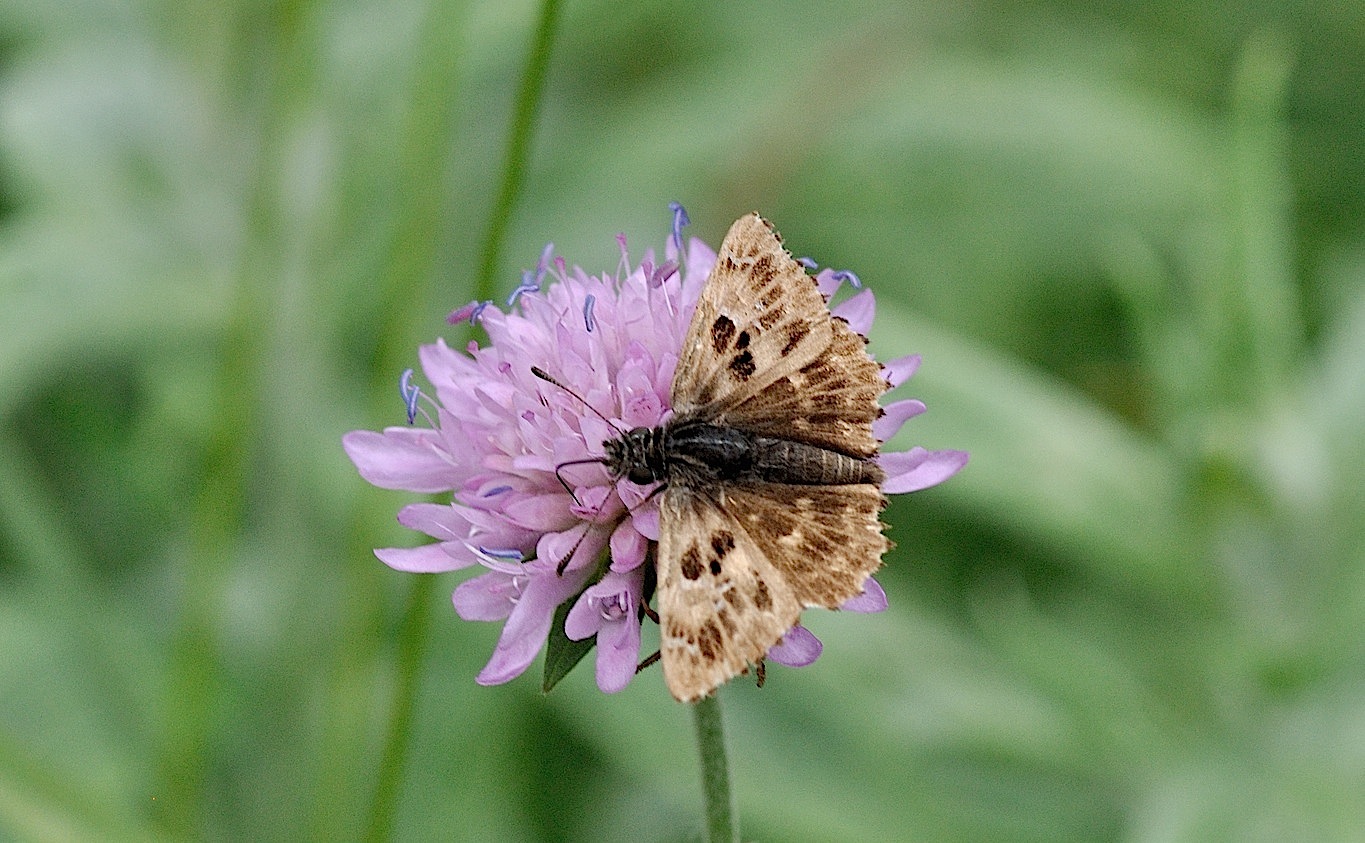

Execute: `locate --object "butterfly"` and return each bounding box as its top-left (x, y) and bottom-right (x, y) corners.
top-left (599, 212), bottom-right (891, 702)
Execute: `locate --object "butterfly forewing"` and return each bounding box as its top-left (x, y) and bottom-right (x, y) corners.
top-left (717, 319), bottom-right (885, 458)
top-left (671, 214), bottom-right (834, 419)
top-left (672, 213), bottom-right (886, 457)
top-left (657, 488), bottom-right (802, 703)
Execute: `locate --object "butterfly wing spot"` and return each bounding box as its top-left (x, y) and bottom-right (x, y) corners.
top-left (681, 545), bottom-right (704, 580)
top-left (753, 577), bottom-right (773, 611)
top-left (750, 253), bottom-right (776, 283)
top-left (727, 350), bottom-right (756, 381)
top-left (715, 606), bottom-right (738, 634)
top-left (710, 315), bottom-right (737, 354)
top-left (697, 620), bottom-right (724, 662)
top-left (800, 357), bottom-right (833, 379)
top-left (710, 530), bottom-right (735, 558)
top-left (757, 303), bottom-right (786, 332)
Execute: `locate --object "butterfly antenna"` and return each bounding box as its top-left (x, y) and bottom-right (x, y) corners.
top-left (531, 366), bottom-right (649, 576)
top-left (530, 365), bottom-right (618, 511)
top-left (555, 529), bottom-right (587, 575)
top-left (530, 366), bottom-right (625, 433)
top-left (548, 457), bottom-right (608, 502)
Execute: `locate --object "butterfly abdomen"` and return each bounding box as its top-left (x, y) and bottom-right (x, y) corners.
top-left (749, 436), bottom-right (885, 486)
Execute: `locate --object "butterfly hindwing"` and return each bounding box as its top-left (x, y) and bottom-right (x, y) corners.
top-left (656, 481), bottom-right (887, 702)
top-left (722, 483), bottom-right (888, 608)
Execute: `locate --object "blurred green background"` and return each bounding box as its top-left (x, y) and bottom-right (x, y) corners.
top-left (3, 0), bottom-right (1364, 840)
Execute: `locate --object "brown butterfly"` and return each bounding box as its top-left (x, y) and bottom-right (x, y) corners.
top-left (600, 213), bottom-right (891, 702)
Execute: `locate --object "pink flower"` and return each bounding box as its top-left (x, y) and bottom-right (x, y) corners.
top-left (343, 206), bottom-right (967, 695)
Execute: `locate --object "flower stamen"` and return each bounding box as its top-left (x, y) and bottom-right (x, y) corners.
top-left (830, 269), bottom-right (861, 288)
top-left (648, 260), bottom-right (678, 289)
top-left (597, 591), bottom-right (629, 621)
top-left (669, 201), bottom-right (690, 256)
top-left (399, 369), bottom-right (421, 424)
top-left (506, 270), bottom-right (540, 307)
top-left (478, 546), bottom-right (525, 562)
top-left (397, 369), bottom-right (440, 427)
top-left (447, 299), bottom-right (492, 326)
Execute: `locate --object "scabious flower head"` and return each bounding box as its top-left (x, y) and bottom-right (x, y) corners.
top-left (343, 206), bottom-right (967, 695)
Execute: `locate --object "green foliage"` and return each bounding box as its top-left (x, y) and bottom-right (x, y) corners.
top-left (2, 0), bottom-right (1363, 840)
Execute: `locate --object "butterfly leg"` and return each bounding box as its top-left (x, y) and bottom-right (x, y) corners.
top-left (635, 650), bottom-right (661, 674)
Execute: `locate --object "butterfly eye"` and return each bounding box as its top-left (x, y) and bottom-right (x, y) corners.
top-left (627, 466), bottom-right (656, 485)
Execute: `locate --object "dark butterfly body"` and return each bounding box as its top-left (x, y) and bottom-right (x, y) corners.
top-left (603, 422), bottom-right (885, 489)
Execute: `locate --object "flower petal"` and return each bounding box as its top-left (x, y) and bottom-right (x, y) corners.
top-left (563, 590), bottom-right (602, 641)
top-left (452, 571), bottom-right (517, 621)
top-left (342, 428), bottom-right (454, 493)
top-left (476, 567), bottom-right (591, 685)
top-left (596, 608), bottom-right (642, 693)
top-left (395, 502), bottom-right (468, 539)
top-left (564, 570), bottom-right (645, 692)
top-left (502, 493), bottom-right (576, 531)
top-left (767, 625), bottom-right (822, 667)
top-left (609, 519), bottom-right (648, 572)
top-left (831, 289), bottom-right (876, 336)
top-left (840, 576), bottom-right (887, 613)
top-left (881, 447), bottom-right (970, 493)
top-left (375, 543), bottom-right (466, 573)
top-left (882, 354), bottom-right (921, 388)
top-left (872, 398), bottom-right (927, 442)
top-left (628, 502), bottom-right (660, 541)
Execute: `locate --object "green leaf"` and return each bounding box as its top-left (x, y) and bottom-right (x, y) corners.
top-left (542, 597), bottom-right (596, 694)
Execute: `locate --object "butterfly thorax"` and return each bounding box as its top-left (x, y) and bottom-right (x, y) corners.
top-left (603, 419), bottom-right (884, 489)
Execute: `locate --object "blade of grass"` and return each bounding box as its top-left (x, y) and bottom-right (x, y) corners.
top-left (355, 2), bottom-right (565, 840)
top-left (155, 3), bottom-right (316, 836)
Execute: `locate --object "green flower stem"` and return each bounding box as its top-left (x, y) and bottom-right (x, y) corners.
top-left (693, 694), bottom-right (739, 843)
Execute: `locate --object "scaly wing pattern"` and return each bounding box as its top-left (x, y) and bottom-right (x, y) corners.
top-left (671, 213), bottom-right (886, 458)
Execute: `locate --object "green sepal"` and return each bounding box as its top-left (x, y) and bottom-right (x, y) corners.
top-left (542, 591), bottom-right (596, 693)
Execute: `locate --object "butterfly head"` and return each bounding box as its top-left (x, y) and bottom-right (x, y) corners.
top-left (603, 426), bottom-right (667, 486)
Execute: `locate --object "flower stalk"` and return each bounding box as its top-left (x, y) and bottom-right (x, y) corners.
top-left (693, 694), bottom-right (739, 843)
